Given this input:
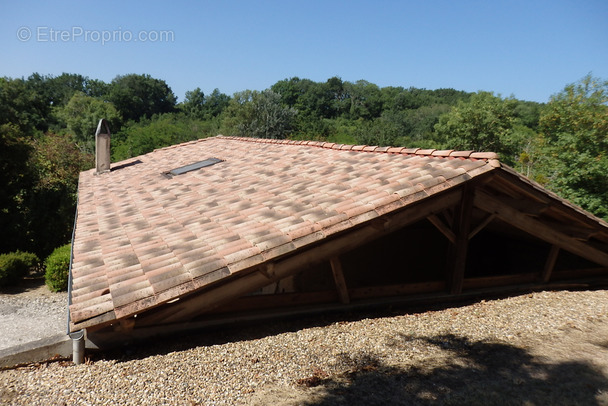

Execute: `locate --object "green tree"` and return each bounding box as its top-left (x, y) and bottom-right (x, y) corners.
top-left (0, 124), bottom-right (36, 254)
top-left (180, 88), bottom-right (230, 120)
top-left (538, 74), bottom-right (608, 218)
top-left (222, 90), bottom-right (297, 139)
top-left (434, 92), bottom-right (520, 164)
top-left (108, 74), bottom-right (176, 122)
top-left (57, 92), bottom-right (122, 152)
top-left (0, 77), bottom-right (50, 136)
top-left (345, 80), bottom-right (383, 120)
top-left (112, 113), bottom-right (214, 160)
top-left (27, 133), bottom-right (93, 256)
top-left (26, 73), bottom-right (91, 108)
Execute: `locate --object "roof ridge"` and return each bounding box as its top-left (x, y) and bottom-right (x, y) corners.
top-left (152, 137), bottom-right (215, 152)
top-left (217, 135), bottom-right (500, 163)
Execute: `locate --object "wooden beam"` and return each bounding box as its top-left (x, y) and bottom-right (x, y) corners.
top-left (349, 281), bottom-right (446, 300)
top-left (474, 189), bottom-right (608, 268)
top-left (330, 257), bottom-right (350, 304)
top-left (468, 214), bottom-right (496, 240)
top-left (462, 273), bottom-right (538, 290)
top-left (448, 185), bottom-right (475, 294)
top-left (498, 196), bottom-right (549, 216)
top-left (427, 214), bottom-right (456, 243)
top-left (541, 245), bottom-right (560, 283)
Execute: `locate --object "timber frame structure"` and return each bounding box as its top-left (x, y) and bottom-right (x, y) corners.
top-left (69, 136), bottom-right (608, 348)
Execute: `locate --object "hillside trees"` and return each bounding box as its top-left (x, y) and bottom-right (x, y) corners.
top-left (0, 77), bottom-right (50, 136)
top-left (0, 124), bottom-right (36, 254)
top-left (433, 92), bottom-right (523, 165)
top-left (112, 113), bottom-right (214, 160)
top-left (537, 75), bottom-right (608, 218)
top-left (107, 74), bottom-right (177, 122)
top-left (221, 90), bottom-right (297, 139)
top-left (58, 92), bottom-right (122, 152)
top-left (180, 88), bottom-right (230, 120)
top-left (3, 71), bottom-right (606, 258)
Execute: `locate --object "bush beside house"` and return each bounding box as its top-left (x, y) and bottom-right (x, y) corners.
top-left (0, 251), bottom-right (40, 287)
top-left (44, 243), bottom-right (71, 292)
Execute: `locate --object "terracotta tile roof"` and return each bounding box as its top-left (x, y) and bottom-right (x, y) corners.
top-left (69, 136), bottom-right (500, 330)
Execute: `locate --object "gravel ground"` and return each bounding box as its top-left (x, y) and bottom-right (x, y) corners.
top-left (0, 279), bottom-right (67, 350)
top-left (1, 289), bottom-right (608, 405)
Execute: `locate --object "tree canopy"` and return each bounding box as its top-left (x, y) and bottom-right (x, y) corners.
top-left (107, 74), bottom-right (177, 122)
top-left (537, 75), bottom-right (608, 217)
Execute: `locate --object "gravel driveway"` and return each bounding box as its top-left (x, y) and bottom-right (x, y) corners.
top-left (1, 288), bottom-right (608, 405)
top-left (0, 278), bottom-right (68, 351)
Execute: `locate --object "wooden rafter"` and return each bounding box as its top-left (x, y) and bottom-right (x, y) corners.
top-left (474, 189), bottom-right (608, 268)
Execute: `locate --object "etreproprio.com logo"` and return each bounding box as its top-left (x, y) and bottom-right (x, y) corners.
top-left (17, 26), bottom-right (174, 45)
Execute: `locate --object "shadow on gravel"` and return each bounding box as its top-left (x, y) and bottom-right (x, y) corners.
top-left (94, 300), bottom-right (504, 362)
top-left (0, 277), bottom-right (46, 295)
top-left (298, 334), bottom-right (608, 406)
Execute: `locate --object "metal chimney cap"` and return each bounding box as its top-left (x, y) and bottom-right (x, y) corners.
top-left (95, 119), bottom-right (111, 174)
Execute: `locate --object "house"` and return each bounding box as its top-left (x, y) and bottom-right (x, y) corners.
top-left (68, 130), bottom-right (608, 357)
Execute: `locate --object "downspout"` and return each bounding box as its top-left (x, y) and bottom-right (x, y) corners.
top-left (68, 119), bottom-right (111, 364)
top-left (67, 179), bottom-right (85, 365)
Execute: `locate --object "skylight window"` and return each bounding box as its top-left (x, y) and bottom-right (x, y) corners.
top-left (166, 157), bottom-right (223, 176)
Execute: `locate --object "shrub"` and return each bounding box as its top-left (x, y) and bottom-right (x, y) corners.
top-left (44, 243), bottom-right (71, 292)
top-left (0, 251), bottom-right (40, 287)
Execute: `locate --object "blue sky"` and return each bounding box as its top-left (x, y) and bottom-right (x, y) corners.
top-left (2, 0), bottom-right (607, 103)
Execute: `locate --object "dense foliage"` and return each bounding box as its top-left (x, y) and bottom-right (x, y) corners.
top-left (0, 71), bottom-right (606, 267)
top-left (0, 251), bottom-right (39, 287)
top-left (44, 243), bottom-right (71, 292)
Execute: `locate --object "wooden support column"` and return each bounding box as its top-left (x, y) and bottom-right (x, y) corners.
top-left (448, 185), bottom-right (475, 295)
top-left (541, 245), bottom-right (560, 283)
top-left (330, 256), bottom-right (350, 304)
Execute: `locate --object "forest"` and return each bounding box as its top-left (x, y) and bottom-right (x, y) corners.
top-left (1, 72), bottom-right (607, 262)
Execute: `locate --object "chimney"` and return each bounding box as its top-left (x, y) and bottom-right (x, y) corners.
top-left (95, 119), bottom-right (111, 174)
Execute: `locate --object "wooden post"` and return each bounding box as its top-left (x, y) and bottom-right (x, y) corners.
top-left (541, 245), bottom-right (560, 283)
top-left (330, 256), bottom-right (350, 304)
top-left (448, 185), bottom-right (475, 295)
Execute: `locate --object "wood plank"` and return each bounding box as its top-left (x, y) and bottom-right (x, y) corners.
top-left (207, 290), bottom-right (340, 314)
top-left (427, 214), bottom-right (456, 243)
top-left (541, 245), bottom-right (560, 283)
top-left (462, 273), bottom-right (538, 290)
top-left (348, 281), bottom-right (446, 300)
top-left (468, 214), bottom-right (495, 240)
top-left (474, 189), bottom-right (608, 268)
top-left (551, 267), bottom-right (608, 280)
top-left (449, 184), bottom-right (475, 294)
top-left (490, 170), bottom-right (552, 204)
top-left (330, 257), bottom-right (350, 304)
top-left (498, 196), bottom-right (549, 216)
